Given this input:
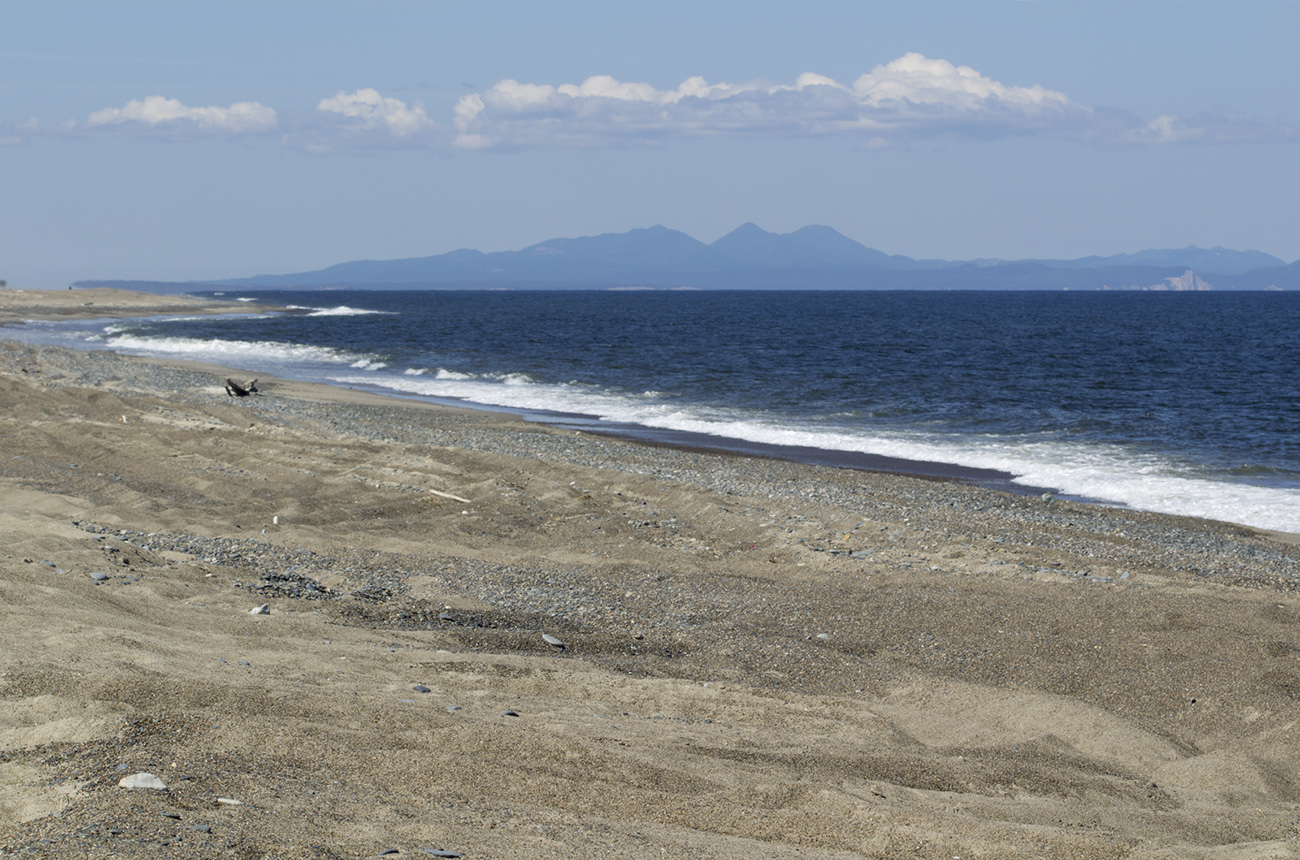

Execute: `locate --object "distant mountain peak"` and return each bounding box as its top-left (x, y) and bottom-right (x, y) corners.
top-left (204, 223), bottom-right (1296, 291)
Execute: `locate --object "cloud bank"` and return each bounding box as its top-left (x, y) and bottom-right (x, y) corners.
top-left (453, 54), bottom-right (1091, 149)
top-left (3, 54), bottom-right (1293, 151)
top-left (86, 95), bottom-right (278, 136)
top-left (316, 88), bottom-right (435, 137)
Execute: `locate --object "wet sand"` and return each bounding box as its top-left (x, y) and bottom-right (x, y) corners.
top-left (2, 289), bottom-right (1300, 859)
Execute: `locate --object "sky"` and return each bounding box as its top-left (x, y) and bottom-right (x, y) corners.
top-left (3, 0), bottom-right (1298, 288)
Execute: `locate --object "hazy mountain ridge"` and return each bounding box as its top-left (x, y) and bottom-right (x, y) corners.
top-left (79, 225), bottom-right (1299, 291)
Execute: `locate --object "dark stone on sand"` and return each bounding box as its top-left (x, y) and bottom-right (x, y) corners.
top-left (412, 684), bottom-right (431, 693)
top-left (502, 709), bottom-right (520, 717)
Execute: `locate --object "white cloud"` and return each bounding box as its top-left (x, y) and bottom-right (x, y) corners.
top-left (453, 54), bottom-right (1092, 149)
top-left (279, 88), bottom-right (446, 152)
top-left (8, 56), bottom-right (1294, 152)
top-left (86, 95), bottom-right (277, 135)
top-left (316, 88), bottom-right (436, 137)
top-left (1118, 110), bottom-right (1298, 146)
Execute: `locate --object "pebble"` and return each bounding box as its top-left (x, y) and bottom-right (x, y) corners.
top-left (160, 812), bottom-right (182, 820)
top-left (502, 709), bottom-right (520, 717)
top-left (189, 824), bottom-right (212, 834)
top-left (412, 684), bottom-right (431, 693)
top-left (249, 603), bottom-right (270, 615)
top-left (421, 850), bottom-right (463, 858)
top-left (89, 572), bottom-right (109, 582)
top-left (118, 772), bottom-right (168, 790)
top-left (447, 705), bottom-right (462, 712)
top-left (541, 633), bottom-right (565, 649)
top-left (216, 797), bottom-right (243, 806)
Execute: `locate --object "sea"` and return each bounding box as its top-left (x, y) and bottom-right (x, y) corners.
top-left (10, 289), bottom-right (1300, 534)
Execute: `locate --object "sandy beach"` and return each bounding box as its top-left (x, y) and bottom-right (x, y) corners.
top-left (2, 289), bottom-right (1300, 859)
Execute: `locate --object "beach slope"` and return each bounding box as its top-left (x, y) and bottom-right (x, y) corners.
top-left (2, 290), bottom-right (1300, 858)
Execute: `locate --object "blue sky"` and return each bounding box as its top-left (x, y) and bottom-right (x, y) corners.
top-left (3, 0), bottom-right (1298, 288)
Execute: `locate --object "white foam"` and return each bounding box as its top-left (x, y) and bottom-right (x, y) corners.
top-left (287, 304), bottom-right (394, 317)
top-left (102, 333), bottom-right (374, 367)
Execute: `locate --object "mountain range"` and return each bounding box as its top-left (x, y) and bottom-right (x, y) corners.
top-left (83, 224), bottom-right (1300, 292)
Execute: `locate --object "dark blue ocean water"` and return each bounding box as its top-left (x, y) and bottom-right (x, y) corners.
top-left (16, 289), bottom-right (1300, 532)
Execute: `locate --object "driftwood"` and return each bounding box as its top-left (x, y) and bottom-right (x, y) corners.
top-left (224, 378), bottom-right (259, 397)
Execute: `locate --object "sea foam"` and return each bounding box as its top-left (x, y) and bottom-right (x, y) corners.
top-left (103, 333), bottom-right (375, 367)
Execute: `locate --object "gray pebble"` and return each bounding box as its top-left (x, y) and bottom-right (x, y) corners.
top-left (502, 709), bottom-right (520, 717)
top-left (421, 850), bottom-right (463, 858)
top-left (447, 705), bottom-right (462, 712)
top-left (541, 633), bottom-right (565, 649)
top-left (89, 572), bottom-right (109, 582)
top-left (249, 603), bottom-right (270, 615)
top-left (412, 684), bottom-right (431, 693)
top-left (160, 812), bottom-right (182, 820)
top-left (189, 824), bottom-right (212, 834)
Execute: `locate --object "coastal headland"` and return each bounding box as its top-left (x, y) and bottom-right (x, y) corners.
top-left (2, 289), bottom-right (1299, 859)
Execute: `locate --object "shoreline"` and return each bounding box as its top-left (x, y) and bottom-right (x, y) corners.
top-left (335, 376), bottom-right (1064, 500)
top-left (5, 289), bottom-right (1300, 857)
top-left (0, 288), bottom-right (1241, 531)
